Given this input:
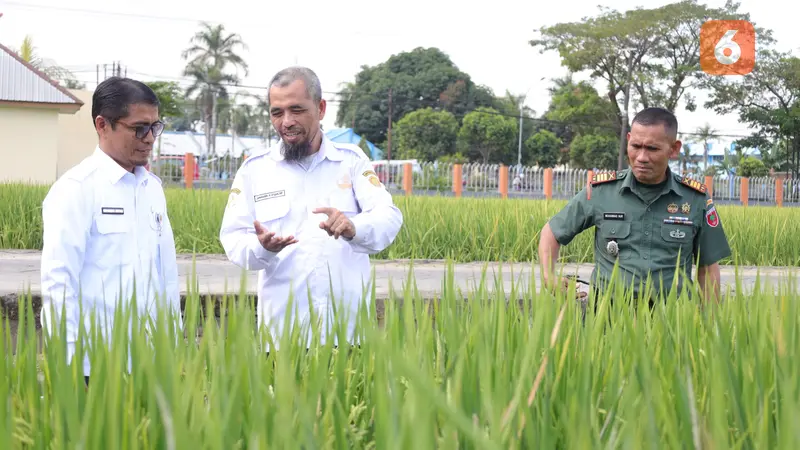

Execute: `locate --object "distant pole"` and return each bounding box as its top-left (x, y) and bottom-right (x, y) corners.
top-left (96, 64), bottom-right (99, 86)
top-left (387, 87), bottom-right (392, 162)
top-left (517, 112), bottom-right (523, 168)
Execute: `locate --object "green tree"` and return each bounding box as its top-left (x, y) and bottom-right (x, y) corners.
top-left (703, 50), bottom-right (800, 176)
top-left (692, 123), bottom-right (719, 174)
top-left (525, 130), bottom-right (562, 168)
top-left (530, 0), bottom-right (770, 169)
top-left (334, 47), bottom-right (495, 144)
top-left (542, 75), bottom-right (619, 145)
top-left (394, 108), bottom-right (458, 161)
top-left (570, 133), bottom-right (618, 170)
top-left (457, 107), bottom-right (517, 164)
top-left (145, 81), bottom-right (184, 121)
top-left (181, 22), bottom-right (248, 156)
top-left (737, 156), bottom-right (769, 177)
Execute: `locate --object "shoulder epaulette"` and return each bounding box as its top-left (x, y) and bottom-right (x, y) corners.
top-left (63, 159), bottom-right (99, 182)
top-left (678, 175), bottom-right (707, 194)
top-left (331, 141), bottom-right (370, 160)
top-left (590, 170), bottom-right (622, 185)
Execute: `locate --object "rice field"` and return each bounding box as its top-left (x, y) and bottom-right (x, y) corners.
top-left (2, 182), bottom-right (800, 266)
top-left (3, 265), bottom-right (800, 448)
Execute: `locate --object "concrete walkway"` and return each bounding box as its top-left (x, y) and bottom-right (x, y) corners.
top-left (2, 249), bottom-right (798, 302)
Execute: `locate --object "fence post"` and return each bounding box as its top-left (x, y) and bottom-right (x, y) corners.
top-left (740, 177), bottom-right (749, 206)
top-left (403, 163), bottom-right (413, 196)
top-left (776, 177), bottom-right (783, 207)
top-left (544, 168), bottom-right (553, 200)
top-left (499, 165), bottom-right (508, 199)
top-left (586, 170), bottom-right (594, 200)
top-left (704, 175), bottom-right (713, 198)
top-left (184, 152), bottom-right (194, 189)
top-left (453, 164), bottom-right (462, 198)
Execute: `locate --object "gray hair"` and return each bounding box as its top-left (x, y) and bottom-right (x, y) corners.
top-left (268, 66), bottom-right (322, 104)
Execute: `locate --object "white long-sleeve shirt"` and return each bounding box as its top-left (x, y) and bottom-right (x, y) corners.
top-left (40, 147), bottom-right (180, 375)
top-left (219, 135), bottom-right (403, 348)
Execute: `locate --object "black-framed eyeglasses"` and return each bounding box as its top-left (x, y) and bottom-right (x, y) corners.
top-left (115, 120), bottom-right (165, 139)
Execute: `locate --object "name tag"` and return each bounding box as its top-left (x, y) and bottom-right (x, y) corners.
top-left (603, 212), bottom-right (625, 220)
top-left (101, 207), bottom-right (124, 215)
top-left (254, 190), bottom-right (285, 203)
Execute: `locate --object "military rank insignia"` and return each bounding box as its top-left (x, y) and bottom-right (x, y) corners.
top-left (591, 171), bottom-right (619, 185)
top-left (680, 176), bottom-right (707, 193)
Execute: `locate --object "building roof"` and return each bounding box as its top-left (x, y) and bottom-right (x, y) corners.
top-left (0, 42), bottom-right (83, 112)
top-left (156, 130), bottom-right (280, 159)
top-left (325, 127), bottom-right (383, 160)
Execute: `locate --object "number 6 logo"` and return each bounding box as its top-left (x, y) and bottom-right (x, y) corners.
top-left (714, 30), bottom-right (741, 65)
top-left (700, 20), bottom-right (755, 75)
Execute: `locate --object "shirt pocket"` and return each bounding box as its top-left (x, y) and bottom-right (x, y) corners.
top-left (254, 195), bottom-right (292, 237)
top-left (597, 221), bottom-right (632, 260)
top-left (91, 214), bottom-right (133, 267)
top-left (330, 188), bottom-right (360, 217)
top-left (659, 223), bottom-right (695, 259)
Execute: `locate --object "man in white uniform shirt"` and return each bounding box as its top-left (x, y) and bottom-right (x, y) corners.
top-left (40, 77), bottom-right (180, 384)
top-left (219, 66), bottom-right (403, 349)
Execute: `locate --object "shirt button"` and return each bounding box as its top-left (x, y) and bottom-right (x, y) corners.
top-left (644, 255), bottom-right (649, 259)
top-left (645, 231), bottom-right (649, 235)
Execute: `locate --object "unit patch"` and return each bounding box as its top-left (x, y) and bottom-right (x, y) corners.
top-left (681, 202), bottom-right (691, 214)
top-left (667, 203), bottom-right (678, 213)
top-left (706, 205), bottom-right (719, 227)
top-left (680, 176), bottom-right (707, 194)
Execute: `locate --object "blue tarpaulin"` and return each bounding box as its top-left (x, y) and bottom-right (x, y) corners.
top-left (325, 128), bottom-right (383, 160)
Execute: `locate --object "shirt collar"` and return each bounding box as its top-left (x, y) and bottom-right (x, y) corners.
top-left (269, 132), bottom-right (345, 162)
top-left (619, 167), bottom-right (682, 197)
top-left (93, 146), bottom-right (149, 185)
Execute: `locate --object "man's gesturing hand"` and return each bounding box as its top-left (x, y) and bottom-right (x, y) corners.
top-left (313, 207), bottom-right (355, 239)
top-left (254, 220), bottom-right (297, 252)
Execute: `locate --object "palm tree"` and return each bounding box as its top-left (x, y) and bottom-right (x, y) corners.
top-left (14, 35), bottom-right (85, 89)
top-left (694, 123), bottom-right (719, 174)
top-left (181, 23), bottom-right (248, 156)
top-left (183, 61), bottom-right (238, 156)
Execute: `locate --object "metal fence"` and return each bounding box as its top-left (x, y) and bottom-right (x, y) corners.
top-left (148, 156), bottom-right (800, 206)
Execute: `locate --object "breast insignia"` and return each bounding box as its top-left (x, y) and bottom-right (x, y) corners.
top-left (679, 176), bottom-right (707, 194)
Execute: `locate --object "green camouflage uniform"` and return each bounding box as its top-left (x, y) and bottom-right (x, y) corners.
top-left (547, 168), bottom-right (732, 300)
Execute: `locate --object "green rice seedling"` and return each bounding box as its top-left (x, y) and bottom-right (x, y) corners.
top-left (2, 263), bottom-right (800, 448)
top-left (3, 182), bottom-right (800, 265)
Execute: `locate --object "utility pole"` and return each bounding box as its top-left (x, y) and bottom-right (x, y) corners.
top-left (387, 87), bottom-right (392, 162)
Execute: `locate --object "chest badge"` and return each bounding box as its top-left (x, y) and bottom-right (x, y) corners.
top-left (667, 203), bottom-right (678, 213)
top-left (151, 208), bottom-right (163, 236)
top-left (681, 202), bottom-right (691, 214)
top-left (606, 240), bottom-right (619, 257)
top-left (670, 229), bottom-right (686, 239)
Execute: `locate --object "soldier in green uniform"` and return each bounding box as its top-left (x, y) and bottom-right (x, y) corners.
top-left (538, 107), bottom-right (732, 306)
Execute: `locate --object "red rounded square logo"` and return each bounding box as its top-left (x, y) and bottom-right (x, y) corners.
top-left (700, 20), bottom-right (756, 75)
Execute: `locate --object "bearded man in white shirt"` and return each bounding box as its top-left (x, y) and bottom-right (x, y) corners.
top-left (40, 77), bottom-right (180, 384)
top-left (219, 66), bottom-right (403, 350)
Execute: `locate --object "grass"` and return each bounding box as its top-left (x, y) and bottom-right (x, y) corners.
top-left (3, 263), bottom-right (800, 448)
top-left (2, 182), bottom-right (800, 265)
